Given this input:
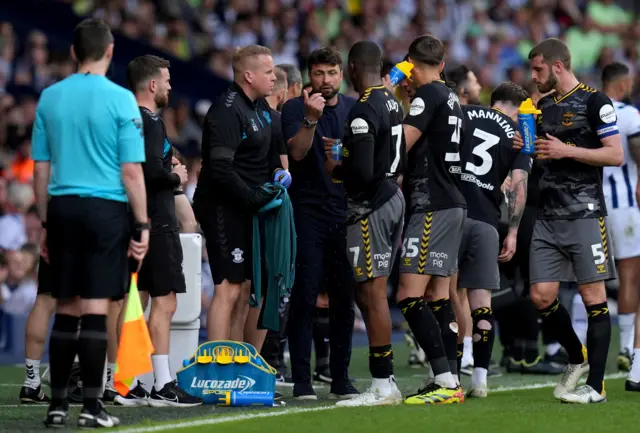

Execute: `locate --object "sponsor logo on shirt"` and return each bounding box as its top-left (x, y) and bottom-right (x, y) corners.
top-left (599, 104), bottom-right (617, 124)
top-left (409, 97), bottom-right (425, 116)
top-left (350, 118), bottom-right (369, 134)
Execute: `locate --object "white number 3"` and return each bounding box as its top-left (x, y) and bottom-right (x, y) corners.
top-left (591, 243), bottom-right (605, 265)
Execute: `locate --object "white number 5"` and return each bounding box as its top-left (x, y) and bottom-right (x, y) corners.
top-left (402, 238), bottom-right (419, 258)
top-left (591, 243), bottom-right (605, 265)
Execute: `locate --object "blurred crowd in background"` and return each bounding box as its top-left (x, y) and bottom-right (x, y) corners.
top-left (1, 0), bottom-right (640, 321)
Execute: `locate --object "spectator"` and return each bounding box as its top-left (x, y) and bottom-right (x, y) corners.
top-left (0, 248), bottom-right (37, 316)
top-left (0, 181), bottom-right (33, 251)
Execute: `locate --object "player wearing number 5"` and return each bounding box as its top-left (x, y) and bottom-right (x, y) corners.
top-left (518, 39), bottom-right (623, 404)
top-left (457, 82), bottom-right (532, 398)
top-left (396, 34), bottom-right (466, 405)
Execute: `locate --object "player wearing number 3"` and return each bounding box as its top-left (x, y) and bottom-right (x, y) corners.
top-left (395, 35), bottom-right (466, 404)
top-left (456, 82), bottom-right (532, 398)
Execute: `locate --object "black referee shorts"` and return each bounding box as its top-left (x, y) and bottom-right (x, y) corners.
top-left (195, 202), bottom-right (253, 285)
top-left (47, 195), bottom-right (130, 300)
top-left (137, 230), bottom-right (186, 298)
top-left (37, 256), bottom-right (51, 295)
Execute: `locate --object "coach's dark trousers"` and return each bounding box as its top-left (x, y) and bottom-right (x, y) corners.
top-left (288, 208), bottom-right (355, 385)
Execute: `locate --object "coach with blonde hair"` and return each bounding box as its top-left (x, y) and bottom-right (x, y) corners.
top-left (193, 45), bottom-right (291, 342)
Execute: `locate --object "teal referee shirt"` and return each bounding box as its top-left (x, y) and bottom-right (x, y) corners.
top-left (31, 73), bottom-right (146, 202)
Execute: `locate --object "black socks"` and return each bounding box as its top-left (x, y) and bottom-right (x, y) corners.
top-left (471, 308), bottom-right (494, 370)
top-left (77, 314), bottom-right (108, 414)
top-left (49, 314), bottom-right (80, 407)
top-left (398, 297), bottom-right (450, 376)
top-left (429, 298), bottom-right (459, 376)
top-left (585, 302), bottom-right (611, 394)
top-left (369, 345), bottom-right (393, 379)
top-left (538, 299), bottom-right (585, 365)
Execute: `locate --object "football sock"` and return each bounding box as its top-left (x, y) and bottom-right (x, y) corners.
top-left (585, 302), bottom-right (611, 394)
top-left (462, 336), bottom-right (473, 365)
top-left (545, 342), bottom-right (561, 357)
top-left (619, 313), bottom-right (635, 354)
top-left (629, 348), bottom-right (640, 382)
top-left (456, 343), bottom-right (463, 377)
top-left (471, 308), bottom-right (494, 371)
top-left (369, 345), bottom-right (393, 379)
top-left (398, 297), bottom-right (455, 388)
top-left (313, 307), bottom-right (330, 373)
top-left (106, 362), bottom-right (116, 388)
top-left (152, 355), bottom-right (172, 390)
top-left (49, 314), bottom-right (80, 406)
top-left (24, 358), bottom-right (41, 389)
top-left (77, 314), bottom-right (108, 414)
top-left (538, 299), bottom-right (585, 365)
top-left (429, 298), bottom-right (459, 376)
top-left (571, 293), bottom-right (588, 344)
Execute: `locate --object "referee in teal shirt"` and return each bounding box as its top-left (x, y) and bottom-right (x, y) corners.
top-left (32, 19), bottom-right (149, 429)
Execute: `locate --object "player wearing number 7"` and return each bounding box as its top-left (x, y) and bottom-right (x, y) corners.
top-left (396, 34), bottom-right (466, 405)
top-left (457, 82), bottom-right (532, 398)
top-left (325, 41), bottom-right (406, 407)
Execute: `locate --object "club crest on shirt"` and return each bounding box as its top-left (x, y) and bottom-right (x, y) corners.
top-left (562, 112), bottom-right (575, 127)
top-left (231, 248), bottom-right (244, 264)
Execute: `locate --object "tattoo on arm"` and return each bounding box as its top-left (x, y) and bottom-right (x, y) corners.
top-left (507, 170), bottom-right (529, 229)
top-left (628, 135), bottom-right (640, 167)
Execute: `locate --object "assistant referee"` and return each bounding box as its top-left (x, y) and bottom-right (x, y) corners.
top-left (32, 19), bottom-right (149, 428)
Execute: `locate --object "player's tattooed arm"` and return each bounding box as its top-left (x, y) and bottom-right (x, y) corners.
top-left (507, 169), bottom-right (528, 230)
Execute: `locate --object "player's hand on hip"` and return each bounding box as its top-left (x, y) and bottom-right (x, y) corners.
top-left (535, 134), bottom-right (567, 160)
top-left (498, 231), bottom-right (517, 262)
top-left (513, 131), bottom-right (524, 151)
top-left (172, 164), bottom-right (188, 185)
top-left (40, 228), bottom-right (49, 264)
top-left (273, 168), bottom-right (292, 188)
top-left (303, 89), bottom-right (325, 122)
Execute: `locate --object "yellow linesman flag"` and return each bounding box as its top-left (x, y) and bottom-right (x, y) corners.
top-left (114, 273), bottom-right (154, 396)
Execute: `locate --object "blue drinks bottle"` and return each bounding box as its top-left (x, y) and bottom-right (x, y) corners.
top-left (217, 391), bottom-right (274, 407)
top-left (331, 139), bottom-right (343, 162)
top-left (517, 98), bottom-right (541, 155)
top-left (388, 61), bottom-right (414, 86)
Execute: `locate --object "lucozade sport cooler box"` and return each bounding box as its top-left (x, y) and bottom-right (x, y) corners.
top-left (176, 340), bottom-right (277, 404)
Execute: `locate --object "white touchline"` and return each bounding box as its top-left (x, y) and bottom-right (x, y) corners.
top-left (0, 373), bottom-right (627, 414)
top-left (115, 406), bottom-right (343, 433)
top-left (112, 373), bottom-right (628, 433)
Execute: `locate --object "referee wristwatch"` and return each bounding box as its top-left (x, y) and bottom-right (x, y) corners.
top-left (303, 117), bottom-right (318, 128)
top-left (134, 221), bottom-right (151, 232)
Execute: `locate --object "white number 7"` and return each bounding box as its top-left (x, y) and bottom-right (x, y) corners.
top-left (349, 246), bottom-right (360, 268)
top-left (390, 125), bottom-right (402, 173)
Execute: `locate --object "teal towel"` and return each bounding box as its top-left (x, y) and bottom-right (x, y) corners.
top-left (251, 183), bottom-right (296, 331)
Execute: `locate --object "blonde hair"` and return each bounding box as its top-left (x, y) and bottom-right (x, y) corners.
top-left (273, 67), bottom-right (288, 92)
top-left (232, 45), bottom-right (272, 79)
